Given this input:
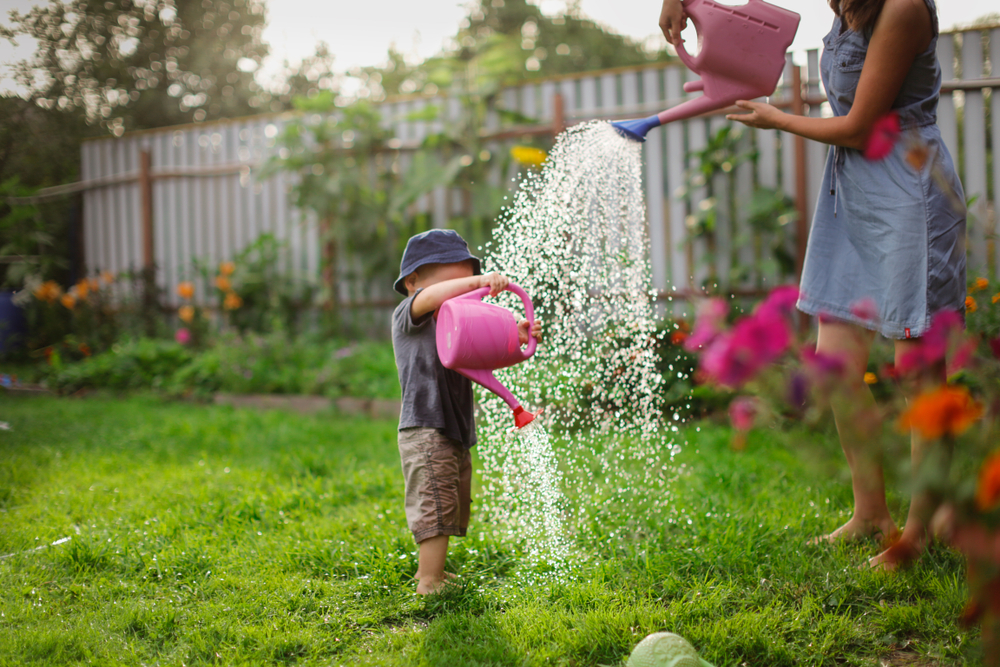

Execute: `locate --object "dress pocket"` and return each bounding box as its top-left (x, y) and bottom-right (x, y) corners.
top-left (836, 48), bottom-right (866, 73)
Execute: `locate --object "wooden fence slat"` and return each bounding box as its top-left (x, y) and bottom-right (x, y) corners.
top-left (937, 34), bottom-right (959, 164)
top-left (992, 28), bottom-right (1000, 276)
top-left (962, 31), bottom-right (988, 271)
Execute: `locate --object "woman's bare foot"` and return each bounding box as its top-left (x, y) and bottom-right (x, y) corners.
top-left (867, 534), bottom-right (926, 571)
top-left (808, 516), bottom-right (899, 546)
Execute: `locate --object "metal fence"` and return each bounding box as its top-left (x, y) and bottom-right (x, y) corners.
top-left (78, 24), bottom-right (998, 327)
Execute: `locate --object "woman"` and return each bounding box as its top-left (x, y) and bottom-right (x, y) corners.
top-left (660, 0), bottom-right (966, 569)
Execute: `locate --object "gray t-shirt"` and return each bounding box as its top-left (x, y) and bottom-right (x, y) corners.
top-left (392, 290), bottom-right (476, 448)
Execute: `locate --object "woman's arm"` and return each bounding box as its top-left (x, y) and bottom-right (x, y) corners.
top-left (410, 272), bottom-right (509, 319)
top-left (727, 0), bottom-right (932, 150)
top-left (659, 0), bottom-right (686, 46)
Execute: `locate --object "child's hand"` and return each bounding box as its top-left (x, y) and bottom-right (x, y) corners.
top-left (659, 0), bottom-right (687, 47)
top-left (518, 319), bottom-right (543, 345)
top-left (479, 272), bottom-right (509, 297)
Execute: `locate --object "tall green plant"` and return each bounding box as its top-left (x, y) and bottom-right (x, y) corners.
top-left (679, 126), bottom-right (797, 291)
top-left (261, 93), bottom-right (465, 321)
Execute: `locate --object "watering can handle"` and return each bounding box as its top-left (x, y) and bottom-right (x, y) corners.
top-left (464, 282), bottom-right (537, 360)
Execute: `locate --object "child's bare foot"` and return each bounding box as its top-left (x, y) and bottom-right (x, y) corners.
top-left (808, 516), bottom-right (899, 546)
top-left (414, 571), bottom-right (458, 595)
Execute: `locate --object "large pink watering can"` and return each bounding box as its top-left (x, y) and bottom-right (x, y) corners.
top-left (612, 0), bottom-right (800, 142)
top-left (436, 283), bottom-right (542, 430)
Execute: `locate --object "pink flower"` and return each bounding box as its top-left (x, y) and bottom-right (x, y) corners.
top-left (865, 111), bottom-right (900, 161)
top-left (729, 396), bottom-right (757, 432)
top-left (700, 310), bottom-right (791, 388)
top-left (849, 297), bottom-right (879, 322)
top-left (684, 298), bottom-right (729, 352)
top-left (896, 310), bottom-right (964, 374)
top-left (756, 285), bottom-right (799, 320)
top-left (175, 328), bottom-right (192, 345)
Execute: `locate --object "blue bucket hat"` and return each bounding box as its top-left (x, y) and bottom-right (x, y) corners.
top-left (394, 229), bottom-right (482, 296)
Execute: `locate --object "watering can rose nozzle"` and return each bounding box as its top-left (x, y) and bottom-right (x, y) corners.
top-left (513, 406), bottom-right (544, 430)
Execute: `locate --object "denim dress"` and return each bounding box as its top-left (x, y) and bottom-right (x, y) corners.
top-left (796, 0), bottom-right (966, 339)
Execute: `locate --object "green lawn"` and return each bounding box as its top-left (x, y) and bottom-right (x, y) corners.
top-left (0, 395), bottom-right (979, 666)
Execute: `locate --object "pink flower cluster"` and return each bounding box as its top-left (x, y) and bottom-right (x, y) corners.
top-left (897, 310), bottom-right (975, 376)
top-left (685, 286), bottom-right (799, 389)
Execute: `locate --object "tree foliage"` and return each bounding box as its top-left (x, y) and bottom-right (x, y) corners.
top-left (3, 0), bottom-right (269, 134)
top-left (351, 0), bottom-right (670, 100)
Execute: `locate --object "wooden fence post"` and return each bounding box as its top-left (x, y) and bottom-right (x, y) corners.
top-left (139, 150), bottom-right (153, 270)
top-left (552, 93), bottom-right (565, 138)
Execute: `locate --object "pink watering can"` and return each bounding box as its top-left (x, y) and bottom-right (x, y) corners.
top-left (436, 283), bottom-right (542, 430)
top-left (612, 0), bottom-right (800, 142)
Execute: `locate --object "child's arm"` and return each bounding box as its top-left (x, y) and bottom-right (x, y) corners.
top-left (410, 272), bottom-right (509, 319)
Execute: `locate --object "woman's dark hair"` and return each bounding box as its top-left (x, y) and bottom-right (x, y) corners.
top-left (828, 0), bottom-right (888, 34)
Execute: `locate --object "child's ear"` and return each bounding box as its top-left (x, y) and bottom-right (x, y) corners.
top-left (404, 272), bottom-right (418, 293)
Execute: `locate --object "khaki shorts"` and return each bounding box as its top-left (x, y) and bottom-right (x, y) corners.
top-left (398, 427), bottom-right (472, 543)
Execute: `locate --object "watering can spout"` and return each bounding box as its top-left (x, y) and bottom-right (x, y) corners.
top-left (611, 115), bottom-right (661, 143)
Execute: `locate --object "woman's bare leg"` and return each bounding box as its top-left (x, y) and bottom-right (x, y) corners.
top-left (868, 338), bottom-right (947, 570)
top-left (811, 320), bottom-right (899, 544)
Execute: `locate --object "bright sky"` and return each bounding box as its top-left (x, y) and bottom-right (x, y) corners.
top-left (1, 0), bottom-right (997, 95)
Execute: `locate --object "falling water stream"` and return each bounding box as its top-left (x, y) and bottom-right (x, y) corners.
top-left (476, 122), bottom-right (683, 567)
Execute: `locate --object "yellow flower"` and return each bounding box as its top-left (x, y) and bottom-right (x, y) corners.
top-left (965, 295), bottom-right (977, 314)
top-left (219, 261), bottom-right (235, 276)
top-left (970, 277), bottom-right (989, 292)
top-left (215, 275), bottom-right (231, 292)
top-left (223, 291), bottom-right (242, 310)
top-left (898, 385), bottom-right (984, 440)
top-left (100, 270), bottom-right (115, 285)
top-left (510, 145), bottom-right (548, 168)
top-left (178, 305), bottom-right (195, 323)
top-left (60, 293), bottom-right (77, 310)
top-left (177, 281), bottom-right (195, 300)
top-left (976, 450), bottom-right (1000, 512)
top-left (863, 372), bottom-right (877, 385)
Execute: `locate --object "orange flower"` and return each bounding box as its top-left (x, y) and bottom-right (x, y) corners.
top-left (905, 144), bottom-right (929, 171)
top-left (75, 278), bottom-right (90, 300)
top-left (898, 385), bottom-right (984, 440)
top-left (974, 277), bottom-right (989, 292)
top-left (60, 293), bottom-right (77, 310)
top-left (670, 331), bottom-right (688, 345)
top-left (78, 343), bottom-right (91, 357)
top-left (223, 291), bottom-right (242, 310)
top-left (993, 292), bottom-right (1000, 305)
top-left (976, 451), bottom-right (1000, 512)
top-left (965, 296), bottom-right (977, 314)
top-left (100, 270), bottom-right (115, 284)
top-left (33, 280), bottom-right (62, 303)
top-left (215, 275), bottom-right (231, 292)
top-left (177, 281), bottom-right (195, 299)
top-left (863, 372), bottom-right (877, 385)
top-left (88, 277), bottom-right (101, 293)
top-left (219, 261), bottom-right (235, 276)
top-left (178, 305), bottom-right (195, 323)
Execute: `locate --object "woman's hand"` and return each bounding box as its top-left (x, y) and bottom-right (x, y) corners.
top-left (479, 272), bottom-right (509, 297)
top-left (659, 0), bottom-right (686, 47)
top-left (726, 100), bottom-right (786, 131)
top-left (518, 319), bottom-right (543, 345)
